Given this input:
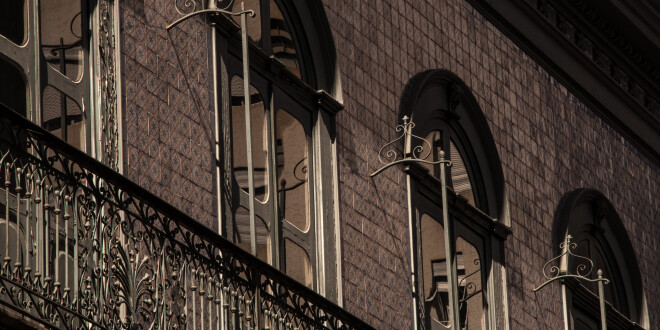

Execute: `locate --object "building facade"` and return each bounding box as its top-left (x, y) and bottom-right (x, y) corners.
top-left (0, 0), bottom-right (658, 329)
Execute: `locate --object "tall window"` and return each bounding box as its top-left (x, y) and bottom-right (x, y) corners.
top-left (402, 70), bottom-right (509, 329)
top-left (216, 0), bottom-right (341, 297)
top-left (555, 189), bottom-right (648, 329)
top-left (0, 0), bottom-right (91, 151)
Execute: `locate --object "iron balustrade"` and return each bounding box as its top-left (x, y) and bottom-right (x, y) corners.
top-left (0, 109), bottom-right (371, 330)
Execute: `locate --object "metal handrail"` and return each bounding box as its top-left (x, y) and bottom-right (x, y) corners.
top-left (0, 109), bottom-right (372, 329)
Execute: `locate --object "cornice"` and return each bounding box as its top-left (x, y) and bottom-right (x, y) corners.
top-left (527, 0), bottom-right (660, 125)
top-left (467, 0), bottom-right (660, 165)
top-left (564, 0), bottom-right (660, 82)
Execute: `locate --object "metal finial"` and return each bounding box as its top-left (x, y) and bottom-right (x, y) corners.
top-left (370, 117), bottom-right (451, 177)
top-left (533, 234), bottom-right (610, 291)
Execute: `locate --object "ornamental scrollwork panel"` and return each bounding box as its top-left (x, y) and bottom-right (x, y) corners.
top-left (0, 111), bottom-right (368, 329)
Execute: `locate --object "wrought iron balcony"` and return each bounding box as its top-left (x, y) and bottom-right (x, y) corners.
top-left (0, 109), bottom-right (370, 329)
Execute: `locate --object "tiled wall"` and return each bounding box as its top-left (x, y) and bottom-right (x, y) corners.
top-left (120, 0), bottom-right (217, 229)
top-left (118, 0), bottom-right (660, 328)
top-left (322, 0), bottom-right (660, 328)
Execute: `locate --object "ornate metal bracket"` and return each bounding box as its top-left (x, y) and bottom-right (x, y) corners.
top-left (167, 0), bottom-right (255, 31)
top-left (533, 235), bottom-right (609, 292)
top-left (370, 116), bottom-right (451, 177)
top-left (533, 235), bottom-right (610, 330)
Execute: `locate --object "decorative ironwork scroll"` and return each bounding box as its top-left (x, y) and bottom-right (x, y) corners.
top-left (533, 235), bottom-right (610, 330)
top-left (370, 116), bottom-right (451, 177)
top-left (168, 0), bottom-right (254, 31)
top-left (99, 0), bottom-right (119, 171)
top-left (534, 235), bottom-right (609, 290)
top-left (0, 110), bottom-right (370, 329)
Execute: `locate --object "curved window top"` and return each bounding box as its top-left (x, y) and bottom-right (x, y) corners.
top-left (402, 69), bottom-right (504, 219)
top-left (555, 189), bottom-right (648, 327)
top-left (230, 0), bottom-right (306, 81)
top-left (222, 0), bottom-right (339, 94)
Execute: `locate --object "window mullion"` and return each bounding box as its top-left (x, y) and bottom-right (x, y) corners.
top-left (267, 89), bottom-right (280, 269)
top-left (260, 0), bottom-right (271, 54)
top-left (239, 7), bottom-right (258, 256)
top-left (30, 0), bottom-right (41, 125)
top-left (440, 150), bottom-right (461, 329)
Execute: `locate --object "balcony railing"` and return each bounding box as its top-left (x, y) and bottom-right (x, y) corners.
top-left (0, 110), bottom-right (371, 330)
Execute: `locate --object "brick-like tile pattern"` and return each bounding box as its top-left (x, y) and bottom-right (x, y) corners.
top-left (322, 0), bottom-right (659, 328)
top-left (120, 0), bottom-right (217, 229)
top-left (116, 0), bottom-right (659, 328)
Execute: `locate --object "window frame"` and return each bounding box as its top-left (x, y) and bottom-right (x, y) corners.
top-left (213, 0), bottom-right (342, 300)
top-left (401, 70), bottom-right (510, 329)
top-left (0, 0), bottom-right (93, 152)
top-left (554, 189), bottom-right (649, 329)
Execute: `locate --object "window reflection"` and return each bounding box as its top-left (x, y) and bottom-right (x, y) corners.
top-left (0, 59), bottom-right (27, 117)
top-left (421, 131), bottom-right (476, 207)
top-left (42, 86), bottom-right (85, 151)
top-left (422, 214), bottom-right (485, 329)
top-left (450, 140), bottom-right (475, 206)
top-left (231, 76), bottom-right (270, 203)
top-left (40, 0), bottom-right (83, 82)
top-left (284, 238), bottom-right (312, 288)
top-left (0, 1), bottom-right (26, 45)
top-left (230, 0), bottom-right (262, 44)
top-left (421, 213), bottom-right (450, 328)
top-left (276, 109), bottom-right (309, 232)
top-left (270, 1), bottom-right (300, 78)
top-left (234, 207), bottom-right (271, 264)
top-left (456, 236), bottom-right (484, 330)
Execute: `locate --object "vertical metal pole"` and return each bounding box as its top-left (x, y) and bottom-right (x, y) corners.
top-left (59, 38), bottom-right (68, 141)
top-left (561, 281), bottom-right (570, 330)
top-left (403, 117), bottom-right (419, 330)
top-left (15, 168), bottom-right (22, 269)
top-left (44, 186), bottom-right (50, 283)
top-left (440, 150), bottom-right (460, 329)
top-left (73, 192), bottom-right (79, 308)
top-left (240, 2), bottom-right (257, 256)
top-left (25, 173), bottom-right (32, 275)
top-left (35, 179), bottom-right (43, 279)
top-left (560, 236), bottom-right (570, 330)
top-left (192, 269), bottom-right (197, 330)
top-left (209, 1), bottom-right (223, 236)
top-left (54, 190), bottom-right (61, 293)
top-left (64, 194), bottom-right (70, 299)
top-left (598, 270), bottom-right (607, 330)
top-left (4, 163), bottom-right (10, 270)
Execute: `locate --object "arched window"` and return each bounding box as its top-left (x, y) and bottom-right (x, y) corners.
top-left (401, 70), bottom-right (510, 329)
top-left (554, 189), bottom-right (648, 329)
top-left (215, 0), bottom-right (342, 298)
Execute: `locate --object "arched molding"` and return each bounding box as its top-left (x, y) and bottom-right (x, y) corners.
top-left (400, 69), bottom-right (505, 220)
top-left (553, 188), bottom-right (648, 327)
top-left (279, 0), bottom-right (341, 98)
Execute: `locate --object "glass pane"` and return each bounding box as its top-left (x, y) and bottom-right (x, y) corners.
top-left (276, 109), bottom-right (309, 232)
top-left (456, 236), bottom-right (484, 330)
top-left (421, 213), bottom-right (450, 328)
top-left (42, 86), bottom-right (86, 151)
top-left (284, 238), bottom-right (312, 288)
top-left (40, 0), bottom-right (83, 81)
top-left (0, 58), bottom-right (27, 117)
top-left (450, 140), bottom-right (475, 206)
top-left (231, 76), bottom-right (269, 203)
top-left (422, 131), bottom-right (442, 177)
top-left (270, 0), bottom-right (301, 78)
top-left (230, 0), bottom-right (262, 44)
top-left (234, 207), bottom-right (271, 264)
top-left (0, 1), bottom-right (26, 44)
top-left (574, 238), bottom-right (619, 310)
